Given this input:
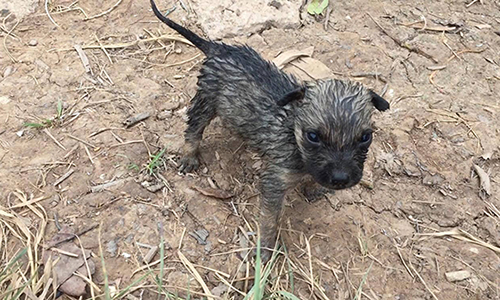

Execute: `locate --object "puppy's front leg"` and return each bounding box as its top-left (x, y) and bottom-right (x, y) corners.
top-left (258, 165), bottom-right (294, 263)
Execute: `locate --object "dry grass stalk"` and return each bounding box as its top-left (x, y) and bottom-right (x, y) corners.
top-left (416, 228), bottom-right (500, 254)
top-left (84, 0), bottom-right (124, 20)
top-left (51, 34), bottom-right (193, 52)
top-left (177, 250), bottom-right (215, 300)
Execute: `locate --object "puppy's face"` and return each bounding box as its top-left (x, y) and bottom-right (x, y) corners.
top-left (281, 80), bottom-right (389, 190)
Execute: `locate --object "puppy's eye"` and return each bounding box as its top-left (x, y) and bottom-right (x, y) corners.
top-left (306, 131), bottom-right (320, 144)
top-left (360, 132), bottom-right (372, 144)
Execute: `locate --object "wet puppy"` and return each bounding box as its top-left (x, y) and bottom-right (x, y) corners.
top-left (150, 0), bottom-right (389, 261)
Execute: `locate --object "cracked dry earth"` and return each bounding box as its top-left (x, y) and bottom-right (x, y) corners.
top-left (1, 0), bottom-right (500, 299)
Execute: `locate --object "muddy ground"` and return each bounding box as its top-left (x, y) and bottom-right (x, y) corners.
top-left (1, 0), bottom-right (499, 299)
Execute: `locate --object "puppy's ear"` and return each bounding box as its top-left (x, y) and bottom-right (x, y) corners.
top-left (370, 90), bottom-right (390, 111)
top-left (277, 86), bottom-right (306, 107)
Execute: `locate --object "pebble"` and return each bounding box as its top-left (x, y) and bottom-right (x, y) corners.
top-left (157, 110), bottom-right (173, 120)
top-left (162, 101), bottom-right (180, 111)
top-left (3, 65), bottom-right (14, 77)
top-left (28, 39), bottom-right (38, 46)
top-left (0, 96), bottom-right (10, 105)
top-left (422, 174), bottom-right (444, 186)
top-left (189, 228), bottom-right (209, 245)
top-left (211, 283), bottom-right (228, 297)
top-left (445, 270), bottom-right (471, 282)
top-left (106, 240), bottom-right (118, 257)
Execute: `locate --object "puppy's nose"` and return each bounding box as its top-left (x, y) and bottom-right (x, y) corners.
top-left (331, 171), bottom-right (349, 186)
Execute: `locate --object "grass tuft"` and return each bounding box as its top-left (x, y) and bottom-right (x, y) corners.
top-left (147, 148), bottom-right (166, 174)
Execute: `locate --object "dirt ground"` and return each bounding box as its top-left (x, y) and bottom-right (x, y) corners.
top-left (1, 0), bottom-right (500, 299)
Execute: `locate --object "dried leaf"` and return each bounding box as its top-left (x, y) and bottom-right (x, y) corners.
top-left (473, 164), bottom-right (491, 196)
top-left (272, 46), bottom-right (314, 69)
top-left (289, 57), bottom-right (334, 80)
top-left (192, 186), bottom-right (233, 199)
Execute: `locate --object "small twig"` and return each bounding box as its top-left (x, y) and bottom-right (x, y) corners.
top-left (91, 179), bottom-right (125, 193)
top-left (50, 34), bottom-right (193, 52)
top-left (367, 13), bottom-right (438, 63)
top-left (466, 0), bottom-right (479, 8)
top-left (45, 0), bottom-right (60, 27)
top-left (109, 140), bottom-right (144, 148)
top-left (2, 14), bottom-right (19, 63)
top-left (126, 53), bottom-right (202, 68)
top-left (394, 242), bottom-right (414, 278)
top-left (53, 169), bottom-right (75, 186)
top-left (178, 251), bottom-right (215, 300)
top-left (324, 7), bottom-right (332, 31)
top-left (46, 224), bottom-right (99, 248)
top-left (43, 128), bottom-right (66, 150)
top-left (74, 44), bottom-right (92, 74)
top-left (50, 247), bottom-right (79, 257)
top-left (110, 131), bottom-right (123, 143)
top-left (95, 34), bottom-right (113, 64)
top-left (351, 72), bottom-right (388, 83)
top-left (411, 265), bottom-right (439, 300)
top-left (84, 0), bottom-right (123, 20)
top-left (84, 145), bottom-right (94, 164)
top-left (89, 127), bottom-right (122, 138)
top-left (124, 112), bottom-right (150, 128)
top-left (67, 134), bottom-right (96, 148)
top-left (442, 39), bottom-right (461, 61)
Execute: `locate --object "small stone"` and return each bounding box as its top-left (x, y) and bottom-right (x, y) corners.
top-left (34, 59), bottom-right (50, 72)
top-left (268, 0), bottom-right (282, 9)
top-left (106, 240), bottom-right (118, 257)
top-left (445, 270), bottom-right (471, 282)
top-left (121, 252), bottom-right (131, 259)
top-left (422, 174), bottom-right (444, 186)
top-left (204, 241), bottom-right (212, 253)
top-left (162, 100), bottom-right (180, 111)
top-left (189, 228), bottom-right (209, 245)
top-left (157, 110), bottom-right (173, 120)
top-left (211, 283), bottom-right (228, 297)
top-left (0, 96), bottom-right (10, 105)
top-left (137, 204), bottom-right (148, 216)
top-left (3, 65), bottom-right (14, 77)
top-left (28, 39), bottom-right (38, 46)
top-left (174, 48), bottom-right (182, 54)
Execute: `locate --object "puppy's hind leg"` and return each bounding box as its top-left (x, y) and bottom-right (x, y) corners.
top-left (179, 91), bottom-right (216, 173)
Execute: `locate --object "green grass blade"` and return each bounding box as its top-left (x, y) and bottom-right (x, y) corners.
top-left (158, 224), bottom-right (165, 299)
top-left (0, 248), bottom-right (27, 279)
top-left (272, 291), bottom-right (301, 300)
top-left (254, 233), bottom-right (262, 300)
top-left (282, 243), bottom-right (294, 293)
top-left (57, 99), bottom-right (63, 118)
top-left (148, 148), bottom-right (167, 174)
top-left (353, 261), bottom-right (374, 300)
top-left (112, 271), bottom-right (152, 300)
top-left (23, 122), bottom-right (45, 128)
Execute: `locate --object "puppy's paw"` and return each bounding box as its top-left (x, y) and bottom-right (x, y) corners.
top-left (301, 184), bottom-right (331, 203)
top-left (179, 155), bottom-right (200, 173)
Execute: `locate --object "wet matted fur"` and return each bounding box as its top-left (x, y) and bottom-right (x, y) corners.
top-left (150, 0), bottom-right (390, 261)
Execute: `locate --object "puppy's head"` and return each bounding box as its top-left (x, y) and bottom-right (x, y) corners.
top-left (278, 79), bottom-right (389, 190)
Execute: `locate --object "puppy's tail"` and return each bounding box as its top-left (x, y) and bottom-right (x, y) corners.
top-left (150, 0), bottom-right (211, 55)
